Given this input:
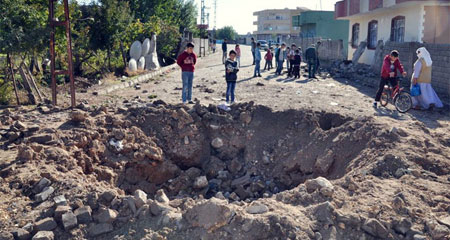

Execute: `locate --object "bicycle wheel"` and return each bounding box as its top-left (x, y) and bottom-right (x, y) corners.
top-left (380, 91), bottom-right (389, 107)
top-left (394, 92), bottom-right (412, 113)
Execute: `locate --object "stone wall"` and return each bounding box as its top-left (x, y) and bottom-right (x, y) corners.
top-left (193, 38), bottom-right (211, 57)
top-left (380, 42), bottom-right (450, 104)
top-left (286, 37), bottom-right (346, 61)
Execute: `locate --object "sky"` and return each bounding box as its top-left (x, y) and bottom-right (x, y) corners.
top-left (78, 0), bottom-right (339, 34)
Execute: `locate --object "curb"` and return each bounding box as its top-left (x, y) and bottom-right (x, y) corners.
top-left (96, 64), bottom-right (177, 95)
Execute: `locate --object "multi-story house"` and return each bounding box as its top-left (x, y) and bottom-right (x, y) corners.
top-left (292, 11), bottom-right (350, 56)
top-left (253, 7), bottom-right (309, 42)
top-left (335, 0), bottom-right (450, 64)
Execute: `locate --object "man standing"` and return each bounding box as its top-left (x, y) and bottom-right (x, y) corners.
top-left (251, 38), bottom-right (256, 65)
top-left (274, 43), bottom-right (280, 69)
top-left (176, 42), bottom-right (197, 104)
top-left (222, 39), bottom-right (228, 64)
top-left (253, 43), bottom-right (262, 77)
top-left (275, 43), bottom-right (286, 75)
top-left (315, 41), bottom-right (322, 74)
top-left (305, 45), bottom-right (317, 79)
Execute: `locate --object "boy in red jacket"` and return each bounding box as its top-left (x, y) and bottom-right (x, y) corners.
top-left (264, 49), bottom-right (273, 71)
top-left (374, 50), bottom-right (407, 108)
top-left (177, 42), bottom-right (197, 104)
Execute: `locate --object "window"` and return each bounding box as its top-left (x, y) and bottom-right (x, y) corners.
top-left (391, 16), bottom-right (405, 42)
top-left (367, 20), bottom-right (378, 49)
top-left (351, 23), bottom-right (360, 48)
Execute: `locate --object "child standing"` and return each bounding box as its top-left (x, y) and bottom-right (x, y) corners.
top-left (293, 49), bottom-right (301, 79)
top-left (176, 42), bottom-right (197, 104)
top-left (235, 44), bottom-right (241, 67)
top-left (225, 50), bottom-right (239, 104)
top-left (264, 49), bottom-right (273, 71)
top-left (253, 43), bottom-right (262, 77)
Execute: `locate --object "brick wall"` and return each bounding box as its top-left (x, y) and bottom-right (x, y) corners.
top-left (382, 42), bottom-right (450, 105)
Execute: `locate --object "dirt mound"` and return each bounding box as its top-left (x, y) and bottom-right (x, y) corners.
top-left (0, 103), bottom-right (449, 239)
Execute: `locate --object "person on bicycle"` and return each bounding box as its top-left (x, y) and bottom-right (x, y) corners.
top-left (373, 50), bottom-right (407, 108)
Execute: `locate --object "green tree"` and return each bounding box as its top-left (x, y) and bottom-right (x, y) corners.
top-left (216, 26), bottom-right (237, 41)
top-left (90, 0), bottom-right (133, 70)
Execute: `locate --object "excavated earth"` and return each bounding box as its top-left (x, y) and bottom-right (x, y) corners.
top-left (0, 101), bottom-right (449, 240)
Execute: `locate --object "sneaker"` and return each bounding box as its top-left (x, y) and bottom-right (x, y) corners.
top-left (188, 101), bottom-right (194, 104)
top-left (373, 102), bottom-right (378, 109)
top-left (258, 74), bottom-right (262, 77)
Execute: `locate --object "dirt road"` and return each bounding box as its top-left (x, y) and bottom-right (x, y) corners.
top-left (79, 45), bottom-right (449, 131)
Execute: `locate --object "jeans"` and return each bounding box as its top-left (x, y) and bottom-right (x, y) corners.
top-left (375, 77), bottom-right (398, 101)
top-left (252, 51), bottom-right (255, 65)
top-left (223, 51), bottom-right (227, 64)
top-left (254, 60), bottom-right (261, 76)
top-left (308, 62), bottom-right (316, 78)
top-left (226, 81), bottom-right (236, 103)
top-left (276, 60), bottom-right (284, 74)
top-left (181, 71), bottom-right (194, 103)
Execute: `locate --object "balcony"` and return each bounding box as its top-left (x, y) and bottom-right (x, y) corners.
top-left (335, 0), bottom-right (348, 18)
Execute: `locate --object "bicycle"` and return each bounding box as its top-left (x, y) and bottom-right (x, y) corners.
top-left (380, 77), bottom-right (412, 113)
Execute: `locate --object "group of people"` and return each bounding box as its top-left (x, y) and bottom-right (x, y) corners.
top-left (249, 38), bottom-right (321, 79)
top-left (176, 40), bottom-right (443, 110)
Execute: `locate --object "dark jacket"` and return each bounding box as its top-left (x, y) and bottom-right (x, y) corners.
top-left (222, 42), bottom-right (227, 52)
top-left (225, 59), bottom-right (239, 81)
top-left (381, 55), bottom-right (405, 79)
top-left (305, 47), bottom-right (317, 63)
top-left (294, 55), bottom-right (301, 66)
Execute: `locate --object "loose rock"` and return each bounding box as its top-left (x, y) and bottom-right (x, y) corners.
top-left (74, 206), bottom-right (92, 224)
top-left (31, 231), bottom-right (54, 240)
top-left (61, 212), bottom-right (78, 230)
top-left (246, 203), bottom-right (269, 214)
top-left (88, 223), bottom-right (113, 237)
top-left (193, 176), bottom-right (208, 189)
top-left (134, 189), bottom-right (147, 209)
top-left (34, 218), bottom-right (57, 232)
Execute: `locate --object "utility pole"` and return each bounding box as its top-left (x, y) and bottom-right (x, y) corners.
top-left (213, 0), bottom-right (217, 30)
top-left (201, 0), bottom-right (205, 26)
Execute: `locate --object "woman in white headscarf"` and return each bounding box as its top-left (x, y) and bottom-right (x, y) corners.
top-left (411, 47), bottom-right (443, 110)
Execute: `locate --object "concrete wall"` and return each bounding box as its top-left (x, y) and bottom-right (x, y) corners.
top-left (286, 37), bottom-right (346, 61)
top-left (347, 4), bottom-right (423, 64)
top-left (298, 11), bottom-right (349, 51)
top-left (381, 42), bottom-right (450, 104)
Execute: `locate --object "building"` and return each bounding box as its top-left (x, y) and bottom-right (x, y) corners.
top-left (292, 11), bottom-right (350, 56)
top-left (335, 0), bottom-right (450, 64)
top-left (253, 7), bottom-right (309, 42)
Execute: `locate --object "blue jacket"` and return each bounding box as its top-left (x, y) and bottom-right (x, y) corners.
top-left (255, 47), bottom-right (261, 61)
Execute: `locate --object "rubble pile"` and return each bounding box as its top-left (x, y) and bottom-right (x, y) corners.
top-left (0, 102), bottom-right (449, 239)
top-left (326, 60), bottom-right (377, 80)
